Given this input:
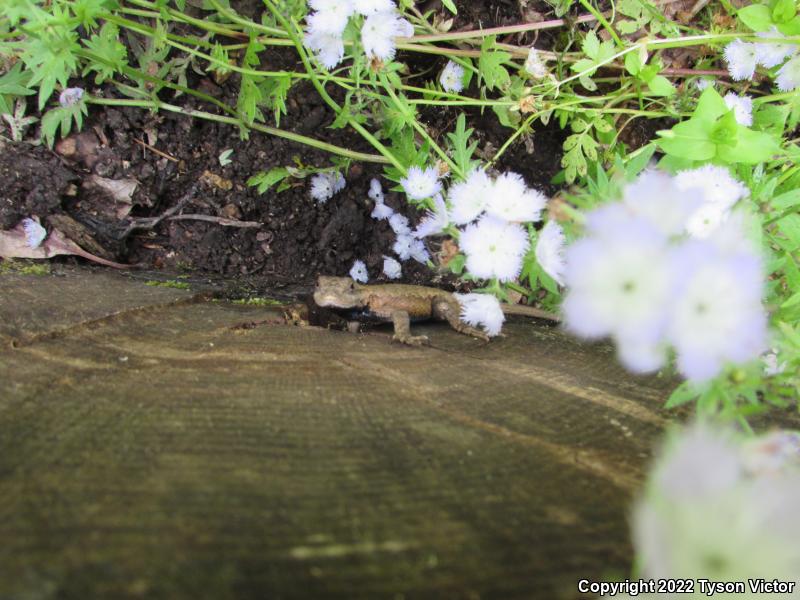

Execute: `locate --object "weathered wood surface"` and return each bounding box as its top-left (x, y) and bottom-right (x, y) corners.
top-left (0, 266), bottom-right (681, 599)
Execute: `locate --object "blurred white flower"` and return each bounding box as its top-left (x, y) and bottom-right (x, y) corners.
top-left (524, 47), bottom-right (547, 79)
top-left (459, 216), bottom-right (529, 282)
top-left (58, 87), bottom-right (84, 108)
top-left (674, 165), bottom-right (748, 209)
top-left (455, 293), bottom-right (505, 337)
top-left (439, 60), bottom-right (465, 92)
top-left (777, 55), bottom-right (800, 91)
top-left (304, 30), bottom-right (346, 69)
top-left (535, 220), bottom-right (565, 286)
top-left (486, 172), bottom-right (546, 223)
top-left (563, 215), bottom-right (673, 373)
top-left (695, 77), bottom-right (714, 90)
top-left (22, 217), bottom-right (46, 248)
top-left (382, 255), bottom-right (401, 279)
top-left (309, 172), bottom-right (345, 203)
top-left (755, 27), bottom-right (797, 68)
top-left (448, 169), bottom-right (492, 225)
top-left (349, 259), bottom-right (368, 283)
top-left (667, 240), bottom-right (766, 382)
top-left (762, 348), bottom-right (787, 376)
top-left (369, 178), bottom-right (393, 219)
top-left (361, 11), bottom-right (413, 61)
top-left (389, 213), bottom-right (411, 236)
top-left (413, 194), bottom-right (449, 238)
top-left (685, 203), bottom-right (730, 239)
top-left (633, 425), bottom-right (800, 582)
top-left (622, 170), bottom-right (703, 237)
top-left (400, 166), bottom-right (441, 200)
top-left (392, 233), bottom-right (414, 260)
top-left (742, 430), bottom-right (800, 475)
top-left (724, 39), bottom-right (758, 81)
top-left (723, 92), bottom-right (753, 126)
top-left (353, 0), bottom-right (395, 15)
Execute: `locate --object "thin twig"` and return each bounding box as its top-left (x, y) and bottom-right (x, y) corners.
top-left (121, 182), bottom-right (199, 238)
top-left (133, 138), bottom-right (179, 162)
top-left (167, 214), bottom-right (262, 228)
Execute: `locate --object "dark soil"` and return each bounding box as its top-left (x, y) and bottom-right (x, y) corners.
top-left (1, 0), bottom-right (577, 292)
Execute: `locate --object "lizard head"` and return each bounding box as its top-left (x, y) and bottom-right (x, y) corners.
top-left (314, 276), bottom-right (365, 308)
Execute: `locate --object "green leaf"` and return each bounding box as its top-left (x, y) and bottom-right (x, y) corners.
top-left (441, 0), bottom-right (457, 14)
top-left (776, 213), bottom-right (800, 250)
top-left (0, 63), bottom-right (34, 115)
top-left (83, 23), bottom-right (128, 84)
top-left (693, 87), bottom-right (730, 122)
top-left (716, 127), bottom-right (780, 164)
top-left (582, 30), bottom-right (601, 59)
top-left (656, 119), bottom-right (716, 161)
top-left (446, 113), bottom-right (478, 176)
top-left (625, 143), bottom-right (657, 178)
top-left (646, 74), bottom-right (675, 96)
top-left (737, 3), bottom-right (774, 31)
top-left (624, 51), bottom-right (641, 75)
top-left (478, 37), bottom-right (511, 91)
top-left (665, 381), bottom-right (702, 408)
top-left (247, 167), bottom-right (290, 194)
top-left (772, 0), bottom-right (796, 23)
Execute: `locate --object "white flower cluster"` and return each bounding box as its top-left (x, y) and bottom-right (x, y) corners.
top-left (563, 168), bottom-right (765, 382)
top-left (309, 171), bottom-right (346, 203)
top-left (724, 30), bottom-right (800, 91)
top-left (453, 170), bottom-right (547, 283)
top-left (439, 60), bottom-right (465, 93)
top-left (304, 0), bottom-right (413, 69)
top-left (633, 425), bottom-right (800, 584)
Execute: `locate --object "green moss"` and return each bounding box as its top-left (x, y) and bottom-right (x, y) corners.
top-left (0, 259), bottom-right (51, 276)
top-left (232, 297), bottom-right (283, 306)
top-left (145, 280), bottom-right (192, 290)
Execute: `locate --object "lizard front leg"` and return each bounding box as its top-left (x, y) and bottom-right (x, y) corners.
top-left (433, 298), bottom-right (490, 342)
top-left (391, 310), bottom-right (430, 346)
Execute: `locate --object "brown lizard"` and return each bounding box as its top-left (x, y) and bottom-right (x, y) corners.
top-left (313, 276), bottom-right (560, 346)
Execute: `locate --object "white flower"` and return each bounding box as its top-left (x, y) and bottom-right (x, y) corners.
top-left (349, 259), bottom-right (368, 283)
top-left (524, 47), bottom-right (547, 78)
top-left (667, 240), bottom-right (766, 381)
top-left (22, 217), bottom-right (46, 248)
top-left (485, 172), bottom-right (546, 223)
top-left (455, 293), bottom-right (505, 337)
top-left (685, 203), bottom-right (730, 239)
top-left (389, 213), bottom-right (411, 236)
top-left (58, 87), bottom-right (84, 108)
top-left (776, 55), bottom-right (800, 91)
top-left (409, 238), bottom-right (430, 264)
top-left (371, 201), bottom-right (394, 220)
top-left (400, 166), bottom-right (441, 200)
top-left (307, 0), bottom-right (354, 34)
top-left (361, 11), bottom-right (413, 61)
top-left (762, 348), bottom-right (787, 376)
top-left (368, 178), bottom-right (384, 203)
top-left (309, 172), bottom-right (345, 203)
top-left (724, 39), bottom-right (758, 81)
top-left (413, 194), bottom-right (449, 238)
top-left (742, 430), bottom-right (800, 475)
top-left (723, 92), bottom-right (753, 127)
top-left (563, 215), bottom-right (674, 373)
top-left (622, 170), bottom-right (703, 237)
top-left (755, 27), bottom-right (798, 68)
top-left (353, 0), bottom-right (396, 15)
top-left (695, 77), bottom-right (714, 90)
top-left (439, 60), bottom-right (465, 92)
top-left (392, 233), bottom-right (414, 260)
top-left (382, 255), bottom-right (402, 279)
top-left (535, 220), bottom-right (566, 286)
top-left (448, 169), bottom-right (492, 225)
top-left (674, 165), bottom-right (748, 209)
top-left (459, 216), bottom-right (529, 282)
top-left (633, 425), bottom-right (800, 581)
top-left (304, 29), bottom-right (345, 69)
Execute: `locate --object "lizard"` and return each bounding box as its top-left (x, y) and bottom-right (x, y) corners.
top-left (313, 276), bottom-right (560, 346)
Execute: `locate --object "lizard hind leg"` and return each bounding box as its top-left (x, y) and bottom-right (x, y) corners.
top-left (433, 299), bottom-right (490, 342)
top-left (391, 310), bottom-right (430, 346)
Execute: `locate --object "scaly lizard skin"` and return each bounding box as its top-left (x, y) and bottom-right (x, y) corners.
top-left (313, 276), bottom-right (489, 346)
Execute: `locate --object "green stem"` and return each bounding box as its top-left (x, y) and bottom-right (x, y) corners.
top-left (576, 0), bottom-right (623, 46)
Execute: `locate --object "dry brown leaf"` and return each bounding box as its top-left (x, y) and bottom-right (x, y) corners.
top-left (0, 221), bottom-right (131, 269)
